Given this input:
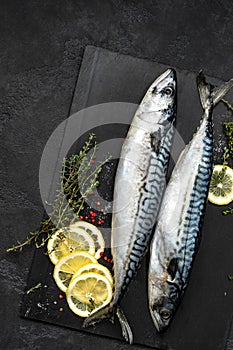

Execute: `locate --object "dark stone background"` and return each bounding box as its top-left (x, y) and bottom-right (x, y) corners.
top-left (1, 1), bottom-right (233, 349)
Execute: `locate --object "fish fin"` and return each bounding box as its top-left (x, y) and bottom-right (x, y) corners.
top-left (83, 304), bottom-right (133, 344)
top-left (174, 147), bottom-right (186, 166)
top-left (197, 71), bottom-right (212, 109)
top-left (82, 304), bottom-right (113, 328)
top-left (212, 78), bottom-right (233, 106)
top-left (197, 71), bottom-right (233, 109)
top-left (116, 306), bottom-right (133, 344)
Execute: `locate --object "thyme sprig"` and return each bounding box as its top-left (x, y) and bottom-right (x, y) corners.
top-left (223, 121), bottom-right (233, 161)
top-left (7, 134), bottom-right (111, 252)
top-left (221, 98), bottom-right (233, 111)
top-left (26, 282), bottom-right (42, 294)
top-left (222, 207), bottom-right (233, 216)
top-left (221, 98), bottom-right (233, 165)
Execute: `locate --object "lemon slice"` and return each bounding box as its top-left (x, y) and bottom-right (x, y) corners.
top-left (66, 272), bottom-right (113, 317)
top-left (208, 164), bottom-right (233, 205)
top-left (53, 251), bottom-right (97, 292)
top-left (70, 221), bottom-right (105, 259)
top-left (47, 227), bottom-right (95, 265)
top-left (73, 263), bottom-right (113, 285)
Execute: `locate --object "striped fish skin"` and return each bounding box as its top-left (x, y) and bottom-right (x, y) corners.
top-left (148, 73), bottom-right (233, 333)
top-left (111, 68), bottom-right (177, 307)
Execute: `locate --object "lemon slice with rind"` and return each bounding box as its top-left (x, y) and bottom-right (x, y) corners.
top-left (208, 164), bottom-right (233, 205)
top-left (47, 227), bottom-right (95, 265)
top-left (70, 221), bottom-right (105, 259)
top-left (53, 251), bottom-right (97, 292)
top-left (66, 272), bottom-right (113, 317)
top-left (73, 263), bottom-right (113, 285)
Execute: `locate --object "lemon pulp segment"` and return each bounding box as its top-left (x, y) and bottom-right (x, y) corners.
top-left (208, 164), bottom-right (233, 205)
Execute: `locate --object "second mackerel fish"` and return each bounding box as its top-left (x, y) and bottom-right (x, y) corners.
top-left (84, 69), bottom-right (177, 343)
top-left (148, 72), bottom-right (233, 332)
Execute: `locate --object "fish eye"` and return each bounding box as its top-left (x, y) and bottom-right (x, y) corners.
top-left (163, 86), bottom-right (174, 96)
top-left (159, 308), bottom-right (171, 320)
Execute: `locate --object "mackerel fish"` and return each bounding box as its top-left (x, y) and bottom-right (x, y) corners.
top-left (148, 72), bottom-right (233, 333)
top-left (84, 69), bottom-right (177, 343)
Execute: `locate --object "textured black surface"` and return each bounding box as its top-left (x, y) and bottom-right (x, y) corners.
top-left (1, 2), bottom-right (233, 350)
top-left (20, 45), bottom-right (233, 350)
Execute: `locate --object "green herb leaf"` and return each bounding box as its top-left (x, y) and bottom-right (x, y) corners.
top-left (26, 282), bottom-right (42, 294)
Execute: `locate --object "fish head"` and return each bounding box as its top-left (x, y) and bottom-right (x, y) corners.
top-left (148, 275), bottom-right (178, 332)
top-left (140, 68), bottom-right (177, 123)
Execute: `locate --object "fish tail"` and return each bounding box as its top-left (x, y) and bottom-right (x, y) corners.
top-left (82, 304), bottom-right (114, 328)
top-left (83, 304), bottom-right (133, 344)
top-left (197, 71), bottom-right (233, 109)
top-left (116, 305), bottom-right (133, 344)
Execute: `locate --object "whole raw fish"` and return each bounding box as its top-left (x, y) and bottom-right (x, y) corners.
top-left (148, 72), bottom-right (233, 332)
top-left (84, 68), bottom-right (177, 343)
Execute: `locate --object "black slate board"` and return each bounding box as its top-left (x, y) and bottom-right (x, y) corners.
top-left (21, 46), bottom-right (233, 350)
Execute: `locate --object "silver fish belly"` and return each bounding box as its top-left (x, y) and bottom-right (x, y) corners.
top-left (112, 68), bottom-right (177, 306)
top-left (148, 72), bottom-right (233, 332)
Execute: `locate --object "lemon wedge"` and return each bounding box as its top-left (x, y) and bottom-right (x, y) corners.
top-left (73, 263), bottom-right (113, 285)
top-left (70, 221), bottom-right (105, 259)
top-left (47, 226), bottom-right (95, 265)
top-left (66, 272), bottom-right (113, 317)
top-left (208, 164), bottom-right (233, 205)
top-left (53, 251), bottom-right (97, 292)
